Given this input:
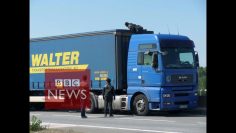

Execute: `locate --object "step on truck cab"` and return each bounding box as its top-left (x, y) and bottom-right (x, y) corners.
top-left (30, 22), bottom-right (199, 115)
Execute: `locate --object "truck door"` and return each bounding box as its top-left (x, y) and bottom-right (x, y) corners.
top-left (138, 50), bottom-right (162, 86)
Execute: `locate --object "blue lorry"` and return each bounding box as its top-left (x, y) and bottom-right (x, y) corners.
top-left (30, 23), bottom-right (199, 115)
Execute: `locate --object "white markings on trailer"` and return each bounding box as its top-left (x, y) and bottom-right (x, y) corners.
top-left (30, 96), bottom-right (45, 102)
top-left (42, 122), bottom-right (182, 133)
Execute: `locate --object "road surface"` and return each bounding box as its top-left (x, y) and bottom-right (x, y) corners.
top-left (30, 110), bottom-right (206, 133)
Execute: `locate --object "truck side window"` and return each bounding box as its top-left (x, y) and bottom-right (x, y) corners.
top-left (137, 52), bottom-right (153, 65)
top-left (137, 52), bottom-right (144, 65)
top-left (144, 52), bottom-right (153, 65)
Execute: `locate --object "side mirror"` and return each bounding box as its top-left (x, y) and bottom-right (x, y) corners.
top-left (152, 53), bottom-right (158, 68)
top-left (195, 52), bottom-right (199, 67)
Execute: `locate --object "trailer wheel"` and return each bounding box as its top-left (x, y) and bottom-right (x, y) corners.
top-left (133, 94), bottom-right (149, 116)
top-left (85, 96), bottom-right (96, 113)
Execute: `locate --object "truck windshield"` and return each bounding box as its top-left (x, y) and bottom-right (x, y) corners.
top-left (161, 47), bottom-right (195, 69)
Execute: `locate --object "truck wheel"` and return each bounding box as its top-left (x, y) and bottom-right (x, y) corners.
top-left (133, 94), bottom-right (149, 116)
top-left (85, 96), bottom-right (96, 113)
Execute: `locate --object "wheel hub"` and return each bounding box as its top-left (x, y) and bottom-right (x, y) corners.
top-left (136, 99), bottom-right (145, 112)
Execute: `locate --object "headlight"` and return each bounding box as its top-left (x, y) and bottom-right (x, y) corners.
top-left (163, 94), bottom-right (171, 98)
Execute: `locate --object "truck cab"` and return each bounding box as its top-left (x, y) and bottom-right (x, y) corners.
top-left (126, 34), bottom-right (199, 115)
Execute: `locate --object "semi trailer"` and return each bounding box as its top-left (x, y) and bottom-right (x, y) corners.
top-left (30, 23), bottom-right (199, 115)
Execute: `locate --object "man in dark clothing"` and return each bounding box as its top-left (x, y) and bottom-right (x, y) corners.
top-left (102, 78), bottom-right (115, 117)
top-left (80, 75), bottom-right (88, 118)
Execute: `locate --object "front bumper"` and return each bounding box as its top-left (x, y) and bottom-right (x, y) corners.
top-left (150, 87), bottom-right (198, 111)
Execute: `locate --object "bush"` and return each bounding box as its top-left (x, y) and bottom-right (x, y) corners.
top-left (198, 67), bottom-right (207, 96)
top-left (30, 115), bottom-right (47, 131)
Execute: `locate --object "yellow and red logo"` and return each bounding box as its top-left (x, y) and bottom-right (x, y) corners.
top-left (30, 51), bottom-right (88, 74)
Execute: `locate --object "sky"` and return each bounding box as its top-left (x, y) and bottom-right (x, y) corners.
top-left (30, 0), bottom-right (206, 67)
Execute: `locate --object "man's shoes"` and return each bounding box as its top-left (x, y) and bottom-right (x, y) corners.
top-left (109, 114), bottom-right (114, 117)
top-left (104, 114), bottom-right (107, 117)
top-left (81, 116), bottom-right (87, 118)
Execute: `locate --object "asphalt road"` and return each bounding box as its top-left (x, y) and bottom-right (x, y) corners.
top-left (30, 110), bottom-right (206, 133)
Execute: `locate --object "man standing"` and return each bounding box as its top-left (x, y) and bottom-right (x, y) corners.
top-left (102, 78), bottom-right (115, 117)
top-left (80, 75), bottom-right (88, 118)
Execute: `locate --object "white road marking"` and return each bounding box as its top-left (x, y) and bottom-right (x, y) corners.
top-left (197, 122), bottom-right (206, 125)
top-left (42, 122), bottom-right (77, 128)
top-left (115, 117), bottom-right (176, 123)
top-left (52, 114), bottom-right (175, 122)
top-left (30, 113), bottom-right (41, 116)
top-left (53, 114), bottom-right (100, 118)
top-left (53, 114), bottom-right (81, 117)
top-left (42, 122), bottom-right (182, 133)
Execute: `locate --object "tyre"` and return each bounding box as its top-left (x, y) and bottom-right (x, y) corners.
top-left (133, 94), bottom-right (149, 116)
top-left (85, 95), bottom-right (96, 113)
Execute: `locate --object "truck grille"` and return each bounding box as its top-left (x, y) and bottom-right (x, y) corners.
top-left (171, 74), bottom-right (193, 84)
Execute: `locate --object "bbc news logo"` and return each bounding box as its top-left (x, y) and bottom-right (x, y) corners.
top-left (55, 79), bottom-right (80, 88)
top-left (45, 69), bottom-right (91, 110)
top-left (48, 79), bottom-right (87, 100)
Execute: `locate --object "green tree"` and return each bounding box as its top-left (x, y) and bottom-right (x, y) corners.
top-left (198, 66), bottom-right (207, 96)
